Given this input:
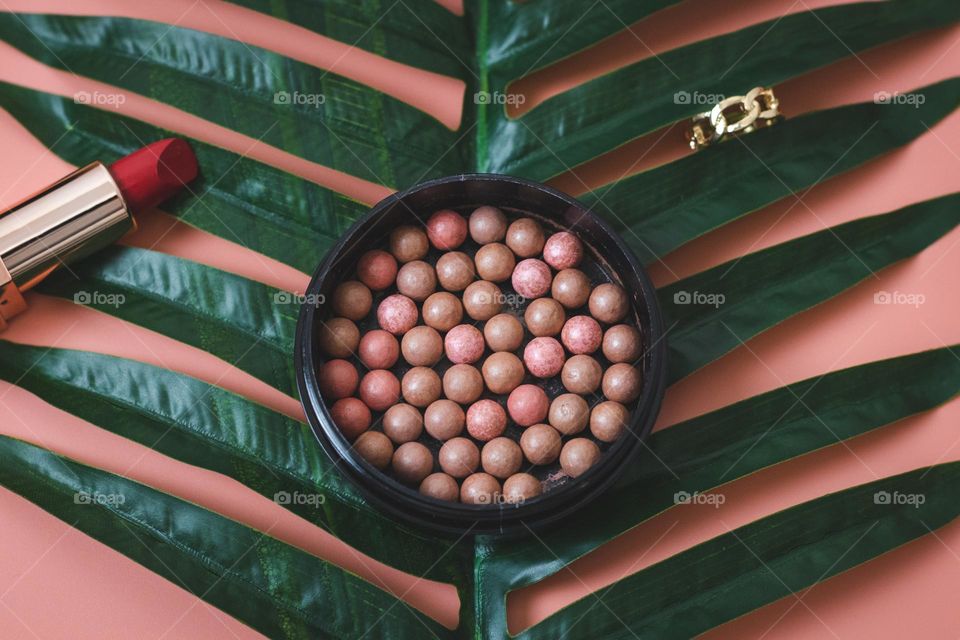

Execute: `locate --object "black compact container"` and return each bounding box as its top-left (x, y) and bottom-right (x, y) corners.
top-left (295, 174), bottom-right (666, 536)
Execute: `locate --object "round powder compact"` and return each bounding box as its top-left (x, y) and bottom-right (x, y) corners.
top-left (300, 175), bottom-right (666, 535)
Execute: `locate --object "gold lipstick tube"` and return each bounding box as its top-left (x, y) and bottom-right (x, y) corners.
top-left (0, 162), bottom-right (133, 330)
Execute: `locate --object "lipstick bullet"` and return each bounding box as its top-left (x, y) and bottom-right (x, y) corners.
top-left (0, 138), bottom-right (198, 330)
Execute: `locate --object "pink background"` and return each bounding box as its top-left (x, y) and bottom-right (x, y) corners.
top-left (0, 0), bottom-right (958, 637)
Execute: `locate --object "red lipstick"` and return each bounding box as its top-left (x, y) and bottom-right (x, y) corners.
top-left (0, 138), bottom-right (198, 330)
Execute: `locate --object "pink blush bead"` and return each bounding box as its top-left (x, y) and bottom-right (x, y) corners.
top-left (358, 330), bottom-right (400, 369)
top-left (426, 209), bottom-right (468, 250)
top-left (542, 232), bottom-right (584, 270)
top-left (523, 337), bottom-right (566, 378)
top-left (444, 324), bottom-right (485, 364)
top-left (561, 315), bottom-right (602, 355)
top-left (377, 294), bottom-right (418, 335)
top-left (358, 370), bottom-right (401, 412)
top-left (466, 399), bottom-right (507, 441)
top-left (356, 250), bottom-right (398, 291)
top-left (511, 259), bottom-right (552, 299)
top-left (507, 384), bottom-right (549, 426)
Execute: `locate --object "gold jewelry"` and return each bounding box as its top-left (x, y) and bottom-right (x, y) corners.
top-left (685, 87), bottom-right (781, 150)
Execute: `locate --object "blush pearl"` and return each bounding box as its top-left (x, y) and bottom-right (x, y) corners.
top-left (401, 366), bottom-right (442, 408)
top-left (331, 280), bottom-right (372, 321)
top-left (358, 329), bottom-right (399, 369)
top-left (588, 283), bottom-right (629, 324)
top-left (523, 337), bottom-right (566, 378)
top-left (356, 249), bottom-right (398, 291)
top-left (358, 370), bottom-right (401, 412)
top-left (460, 473), bottom-right (502, 505)
top-left (377, 294), bottom-right (418, 335)
top-left (396, 260), bottom-right (437, 301)
top-left (422, 292), bottom-right (463, 332)
top-left (481, 437), bottom-right (523, 479)
top-left (419, 473), bottom-right (460, 502)
top-left (439, 437), bottom-right (480, 478)
top-left (484, 313), bottom-right (524, 352)
top-left (445, 324), bottom-right (485, 364)
top-left (392, 442), bottom-right (434, 484)
top-left (602, 324), bottom-right (643, 363)
top-left (561, 355), bottom-right (602, 395)
top-left (551, 269), bottom-right (591, 309)
top-left (389, 225), bottom-right (429, 263)
top-left (506, 217), bottom-right (545, 258)
top-left (442, 364), bottom-right (484, 405)
top-left (466, 399), bottom-right (507, 441)
top-left (507, 384), bottom-right (549, 427)
top-left (424, 399), bottom-right (466, 441)
top-left (482, 352), bottom-right (525, 394)
top-left (602, 363), bottom-right (642, 403)
top-left (520, 424), bottom-right (561, 465)
top-left (548, 393), bottom-right (590, 436)
top-left (426, 209), bottom-right (468, 250)
top-left (463, 280), bottom-right (503, 321)
top-left (353, 431), bottom-right (393, 469)
top-left (524, 298), bottom-right (566, 337)
top-left (475, 243), bottom-right (516, 282)
top-left (317, 359), bottom-right (359, 400)
top-left (561, 315), bottom-right (602, 355)
top-left (401, 325), bottom-right (444, 367)
top-left (503, 473), bottom-right (542, 503)
top-left (331, 397), bottom-right (372, 440)
top-left (560, 438), bottom-right (601, 478)
top-left (318, 317), bottom-right (360, 359)
top-left (590, 400), bottom-right (629, 443)
top-left (436, 251), bottom-right (476, 291)
top-left (511, 259), bottom-right (552, 299)
top-left (382, 404), bottom-right (423, 444)
top-left (469, 205), bottom-right (508, 244)
top-left (542, 231), bottom-right (584, 270)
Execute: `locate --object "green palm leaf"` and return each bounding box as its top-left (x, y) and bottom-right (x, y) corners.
top-left (0, 81), bottom-right (366, 273)
top-left (582, 78), bottom-right (960, 265)
top-left (226, 0), bottom-right (472, 79)
top-left (478, 0), bottom-right (960, 178)
top-left (473, 345), bottom-right (960, 636)
top-left (662, 193), bottom-right (959, 382)
top-left (0, 340), bottom-right (469, 585)
top-left (521, 461), bottom-right (960, 638)
top-left (36, 246), bottom-right (300, 396)
top-left (0, 435), bottom-right (454, 640)
top-left (0, 14), bottom-right (462, 187)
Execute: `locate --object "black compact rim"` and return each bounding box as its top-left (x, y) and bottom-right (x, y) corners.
top-left (295, 174), bottom-right (667, 536)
